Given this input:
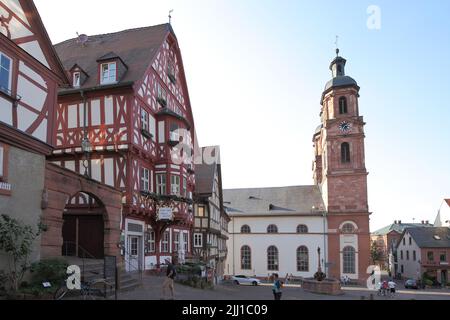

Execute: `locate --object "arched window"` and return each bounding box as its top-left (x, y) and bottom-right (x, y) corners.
top-left (341, 143), bottom-right (351, 163)
top-left (241, 225), bottom-right (251, 234)
top-left (241, 246), bottom-right (251, 270)
top-left (342, 223), bottom-right (356, 234)
top-left (267, 225), bottom-right (278, 234)
top-left (339, 97), bottom-right (348, 114)
top-left (297, 225), bottom-right (309, 234)
top-left (267, 246), bottom-right (279, 271)
top-left (343, 246), bottom-right (356, 274)
top-left (297, 246), bottom-right (309, 272)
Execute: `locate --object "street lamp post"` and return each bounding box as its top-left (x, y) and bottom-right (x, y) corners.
top-left (81, 137), bottom-right (92, 178)
top-left (80, 90), bottom-right (91, 178)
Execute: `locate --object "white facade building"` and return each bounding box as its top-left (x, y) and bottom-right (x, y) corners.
top-left (224, 186), bottom-right (329, 279)
top-left (396, 230), bottom-right (422, 280)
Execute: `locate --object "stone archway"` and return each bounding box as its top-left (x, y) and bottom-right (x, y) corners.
top-left (40, 163), bottom-right (122, 259)
top-left (62, 192), bottom-right (106, 259)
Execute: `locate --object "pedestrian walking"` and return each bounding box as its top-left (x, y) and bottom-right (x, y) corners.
top-left (272, 273), bottom-right (283, 300)
top-left (388, 279), bottom-right (396, 298)
top-left (162, 257), bottom-right (177, 300)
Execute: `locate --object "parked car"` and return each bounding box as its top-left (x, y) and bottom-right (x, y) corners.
top-left (404, 279), bottom-right (419, 289)
top-left (232, 275), bottom-right (261, 286)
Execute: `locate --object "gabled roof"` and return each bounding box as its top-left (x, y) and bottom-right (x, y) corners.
top-left (405, 227), bottom-right (450, 248)
top-left (195, 146), bottom-right (220, 195)
top-left (54, 23), bottom-right (175, 91)
top-left (223, 186), bottom-right (325, 216)
top-left (372, 223), bottom-right (433, 236)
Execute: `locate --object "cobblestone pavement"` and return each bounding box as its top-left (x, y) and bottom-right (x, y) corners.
top-left (117, 275), bottom-right (450, 300)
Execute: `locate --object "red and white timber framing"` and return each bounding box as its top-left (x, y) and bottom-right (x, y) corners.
top-left (0, 0), bottom-right (67, 144)
top-left (50, 31), bottom-right (196, 268)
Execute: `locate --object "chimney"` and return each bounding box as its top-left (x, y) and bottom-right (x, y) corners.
top-left (422, 221), bottom-right (425, 225)
top-left (398, 220), bottom-right (402, 224)
top-left (426, 221), bottom-right (429, 225)
top-left (394, 220), bottom-right (398, 224)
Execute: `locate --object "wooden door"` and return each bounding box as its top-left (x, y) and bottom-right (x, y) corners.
top-left (78, 215), bottom-right (104, 259)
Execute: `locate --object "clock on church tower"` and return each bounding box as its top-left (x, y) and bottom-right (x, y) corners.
top-left (312, 48), bottom-right (371, 284)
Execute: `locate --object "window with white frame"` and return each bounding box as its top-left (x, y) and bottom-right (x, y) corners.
top-left (194, 233), bottom-right (203, 248)
top-left (100, 62), bottom-right (117, 84)
top-left (162, 231), bottom-right (170, 252)
top-left (73, 72), bottom-right (81, 87)
top-left (149, 114), bottom-right (156, 140)
top-left (171, 175), bottom-right (180, 196)
top-left (149, 230), bottom-right (155, 253)
top-left (170, 123), bottom-right (180, 142)
top-left (156, 173), bottom-right (166, 195)
top-left (267, 246), bottom-right (279, 271)
top-left (183, 233), bottom-right (188, 252)
top-left (0, 52), bottom-right (12, 94)
top-left (141, 108), bottom-right (149, 132)
top-left (241, 246), bottom-right (251, 270)
top-left (157, 82), bottom-right (167, 104)
top-left (343, 246), bottom-right (356, 274)
top-left (182, 177), bottom-right (187, 197)
top-left (141, 168), bottom-right (150, 192)
top-left (174, 232), bottom-right (180, 251)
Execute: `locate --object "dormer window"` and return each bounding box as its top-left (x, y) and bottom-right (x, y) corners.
top-left (0, 52), bottom-right (12, 95)
top-left (73, 72), bottom-right (81, 88)
top-left (100, 62), bottom-right (117, 85)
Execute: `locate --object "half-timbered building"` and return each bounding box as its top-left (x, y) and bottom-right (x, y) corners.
top-left (50, 24), bottom-right (196, 271)
top-left (0, 0), bottom-right (69, 269)
top-left (0, 1), bottom-right (125, 274)
top-left (193, 146), bottom-right (229, 281)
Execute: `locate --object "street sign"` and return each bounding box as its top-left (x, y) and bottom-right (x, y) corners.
top-left (158, 207), bottom-right (174, 221)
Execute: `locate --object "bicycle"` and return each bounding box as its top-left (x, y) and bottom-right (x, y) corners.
top-left (54, 274), bottom-right (114, 300)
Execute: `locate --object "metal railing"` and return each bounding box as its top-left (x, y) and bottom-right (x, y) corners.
top-left (62, 241), bottom-right (99, 280)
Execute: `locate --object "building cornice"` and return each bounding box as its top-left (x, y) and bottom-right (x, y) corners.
top-left (0, 122), bottom-right (53, 156)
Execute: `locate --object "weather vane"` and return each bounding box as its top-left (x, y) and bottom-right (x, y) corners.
top-left (169, 9), bottom-right (174, 24)
top-left (335, 35), bottom-right (340, 56)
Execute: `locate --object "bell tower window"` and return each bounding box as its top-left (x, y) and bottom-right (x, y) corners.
top-left (339, 97), bottom-right (348, 114)
top-left (341, 143), bottom-right (351, 163)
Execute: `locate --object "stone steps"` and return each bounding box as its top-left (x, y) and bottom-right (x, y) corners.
top-left (63, 257), bottom-right (142, 294)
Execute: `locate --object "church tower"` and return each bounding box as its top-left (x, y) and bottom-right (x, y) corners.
top-left (313, 49), bottom-right (371, 283)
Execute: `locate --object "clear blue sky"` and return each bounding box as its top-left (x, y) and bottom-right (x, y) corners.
top-left (35, 0), bottom-right (450, 231)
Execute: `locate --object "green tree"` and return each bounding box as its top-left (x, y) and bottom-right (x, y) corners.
top-left (370, 241), bottom-right (382, 266)
top-left (0, 214), bottom-right (47, 292)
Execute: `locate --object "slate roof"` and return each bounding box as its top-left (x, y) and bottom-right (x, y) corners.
top-left (324, 76), bottom-right (359, 92)
top-left (223, 186), bottom-right (325, 216)
top-left (54, 24), bottom-right (174, 91)
top-left (195, 146), bottom-right (220, 196)
top-left (406, 227), bottom-right (450, 248)
top-left (372, 223), bottom-right (434, 236)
